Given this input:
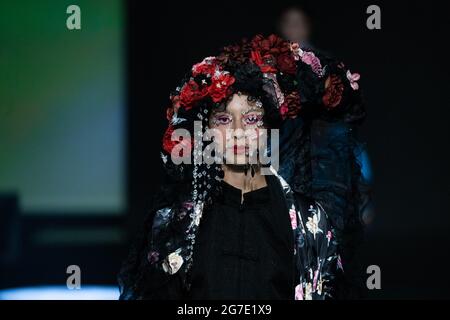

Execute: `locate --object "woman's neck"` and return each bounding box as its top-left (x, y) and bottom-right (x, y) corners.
top-left (222, 164), bottom-right (267, 202)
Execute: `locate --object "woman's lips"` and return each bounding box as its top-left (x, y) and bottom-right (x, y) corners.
top-left (232, 145), bottom-right (246, 155)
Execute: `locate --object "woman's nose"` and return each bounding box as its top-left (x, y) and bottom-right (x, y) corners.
top-left (231, 116), bottom-right (244, 131)
top-left (232, 128), bottom-right (244, 140)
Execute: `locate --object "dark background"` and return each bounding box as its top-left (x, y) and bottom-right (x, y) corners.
top-left (1, 0), bottom-right (449, 299)
top-left (127, 0), bottom-right (450, 299)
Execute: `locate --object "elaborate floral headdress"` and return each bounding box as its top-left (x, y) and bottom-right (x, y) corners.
top-left (163, 34), bottom-right (363, 157)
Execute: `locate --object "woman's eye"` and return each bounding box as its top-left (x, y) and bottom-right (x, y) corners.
top-left (214, 116), bottom-right (232, 125)
top-left (243, 114), bottom-right (263, 125)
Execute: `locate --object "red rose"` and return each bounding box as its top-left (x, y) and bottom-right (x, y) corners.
top-left (250, 34), bottom-right (291, 74)
top-left (277, 53), bottom-right (297, 75)
top-left (251, 34), bottom-right (290, 57)
top-left (192, 57), bottom-right (217, 77)
top-left (208, 72), bottom-right (235, 103)
top-left (250, 50), bottom-right (263, 65)
top-left (218, 41), bottom-right (251, 65)
top-left (322, 75), bottom-right (344, 108)
top-left (179, 80), bottom-right (208, 110)
top-left (250, 50), bottom-right (277, 73)
top-left (280, 91), bottom-right (302, 119)
top-left (162, 125), bottom-right (192, 157)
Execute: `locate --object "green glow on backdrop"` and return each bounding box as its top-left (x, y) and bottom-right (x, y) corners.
top-left (0, 1), bottom-right (125, 214)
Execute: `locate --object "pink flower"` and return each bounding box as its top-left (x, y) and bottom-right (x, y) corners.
top-left (313, 270), bottom-right (319, 290)
top-left (326, 230), bottom-right (333, 245)
top-left (289, 206), bottom-right (298, 229)
top-left (346, 70), bottom-right (360, 90)
top-left (295, 284), bottom-right (304, 300)
top-left (301, 51), bottom-right (323, 77)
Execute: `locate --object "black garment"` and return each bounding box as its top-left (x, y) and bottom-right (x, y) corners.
top-left (118, 170), bottom-right (343, 300)
top-left (189, 176), bottom-right (295, 299)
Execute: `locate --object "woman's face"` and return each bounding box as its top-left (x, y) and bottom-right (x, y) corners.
top-left (208, 93), bottom-right (266, 165)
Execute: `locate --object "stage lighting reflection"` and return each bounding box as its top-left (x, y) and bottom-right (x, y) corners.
top-left (0, 285), bottom-right (119, 300)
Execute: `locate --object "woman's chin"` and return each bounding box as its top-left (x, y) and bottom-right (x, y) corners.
top-left (224, 155), bottom-right (248, 165)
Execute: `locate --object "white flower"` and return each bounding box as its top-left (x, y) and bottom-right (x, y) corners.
top-left (162, 250), bottom-right (184, 275)
top-left (306, 205), bottom-right (323, 239)
top-left (316, 278), bottom-right (323, 296)
top-left (305, 283), bottom-right (313, 300)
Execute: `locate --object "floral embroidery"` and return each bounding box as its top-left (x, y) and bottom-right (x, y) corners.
top-left (162, 249), bottom-right (184, 275)
top-left (316, 278), bottom-right (323, 295)
top-left (289, 205), bottom-right (298, 229)
top-left (326, 230), bottom-right (333, 246)
top-left (150, 166), bottom-right (342, 300)
top-left (152, 207), bottom-right (173, 231)
top-left (313, 269), bottom-right (319, 290)
top-left (306, 205), bottom-right (323, 239)
top-left (304, 282), bottom-right (313, 300)
top-left (295, 284), bottom-right (304, 300)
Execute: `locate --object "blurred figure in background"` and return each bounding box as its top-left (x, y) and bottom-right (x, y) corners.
top-left (276, 4), bottom-right (375, 298)
top-left (277, 4), bottom-right (374, 228)
top-left (278, 4), bottom-right (313, 49)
